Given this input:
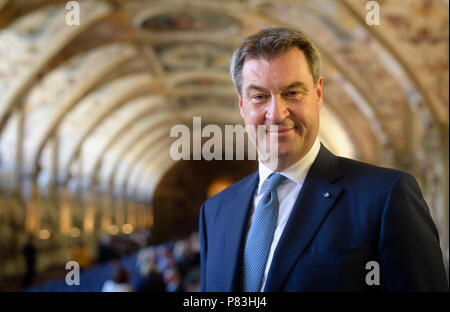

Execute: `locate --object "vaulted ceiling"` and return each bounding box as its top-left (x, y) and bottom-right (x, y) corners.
top-left (0, 0), bottom-right (448, 205)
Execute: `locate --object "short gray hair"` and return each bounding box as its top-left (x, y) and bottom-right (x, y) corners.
top-left (230, 27), bottom-right (321, 96)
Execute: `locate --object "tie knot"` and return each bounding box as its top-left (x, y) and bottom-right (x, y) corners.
top-left (266, 173), bottom-right (286, 191)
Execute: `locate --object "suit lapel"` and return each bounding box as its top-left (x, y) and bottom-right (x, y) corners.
top-left (222, 172), bottom-right (259, 291)
top-left (264, 145), bottom-right (343, 291)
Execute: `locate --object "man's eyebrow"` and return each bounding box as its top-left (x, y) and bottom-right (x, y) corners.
top-left (245, 82), bottom-right (309, 96)
top-left (282, 81), bottom-right (308, 93)
top-left (246, 84), bottom-right (269, 95)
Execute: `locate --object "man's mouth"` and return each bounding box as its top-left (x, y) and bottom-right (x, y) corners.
top-left (267, 127), bottom-right (295, 135)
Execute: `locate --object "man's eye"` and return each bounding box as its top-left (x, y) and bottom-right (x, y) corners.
top-left (286, 91), bottom-right (299, 96)
top-left (251, 95), bottom-right (267, 100)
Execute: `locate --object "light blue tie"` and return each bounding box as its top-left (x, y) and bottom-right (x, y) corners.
top-left (242, 173), bottom-right (286, 292)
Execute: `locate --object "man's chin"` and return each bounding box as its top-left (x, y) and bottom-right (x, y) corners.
top-left (257, 147), bottom-right (290, 169)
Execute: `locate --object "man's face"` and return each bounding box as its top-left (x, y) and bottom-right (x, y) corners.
top-left (238, 47), bottom-right (323, 170)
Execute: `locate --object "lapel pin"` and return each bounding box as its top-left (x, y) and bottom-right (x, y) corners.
top-left (323, 192), bottom-right (331, 198)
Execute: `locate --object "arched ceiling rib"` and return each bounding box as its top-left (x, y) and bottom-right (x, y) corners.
top-left (0, 0), bottom-right (7, 12)
top-left (140, 157), bottom-right (175, 202)
top-left (126, 140), bottom-right (173, 199)
top-left (97, 113), bottom-right (177, 190)
top-left (340, 0), bottom-right (449, 126)
top-left (0, 0), bottom-right (112, 132)
top-left (113, 125), bottom-right (173, 193)
top-left (78, 95), bottom-right (168, 183)
top-left (0, 0), bottom-right (70, 28)
top-left (54, 73), bottom-right (154, 175)
top-left (23, 44), bottom-right (138, 173)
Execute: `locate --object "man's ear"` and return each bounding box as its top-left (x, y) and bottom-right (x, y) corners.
top-left (316, 76), bottom-right (324, 110)
top-left (238, 92), bottom-right (245, 118)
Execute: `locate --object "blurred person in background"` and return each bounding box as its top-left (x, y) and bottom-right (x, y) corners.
top-left (184, 266), bottom-right (201, 292)
top-left (136, 247), bottom-right (156, 273)
top-left (22, 234), bottom-right (37, 289)
top-left (156, 246), bottom-right (176, 273)
top-left (135, 262), bottom-right (166, 292)
top-left (97, 234), bottom-right (114, 263)
top-left (101, 265), bottom-right (132, 292)
top-left (163, 268), bottom-right (184, 292)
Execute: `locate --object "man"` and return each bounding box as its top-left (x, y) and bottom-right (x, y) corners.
top-left (22, 234), bottom-right (37, 289)
top-left (199, 28), bottom-right (448, 291)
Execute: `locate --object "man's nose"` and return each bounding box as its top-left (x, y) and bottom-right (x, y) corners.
top-left (266, 94), bottom-right (289, 123)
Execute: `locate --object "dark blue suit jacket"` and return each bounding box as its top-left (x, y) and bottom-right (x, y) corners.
top-left (199, 144), bottom-right (448, 291)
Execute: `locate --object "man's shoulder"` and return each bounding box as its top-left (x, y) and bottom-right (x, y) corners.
top-left (335, 155), bottom-right (414, 186)
top-left (321, 153), bottom-right (424, 209)
top-left (317, 144), bottom-right (411, 184)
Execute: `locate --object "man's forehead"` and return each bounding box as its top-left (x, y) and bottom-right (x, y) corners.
top-left (242, 47), bottom-right (307, 68)
top-left (241, 48), bottom-right (311, 90)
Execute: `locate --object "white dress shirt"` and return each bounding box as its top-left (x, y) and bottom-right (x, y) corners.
top-left (245, 138), bottom-right (321, 291)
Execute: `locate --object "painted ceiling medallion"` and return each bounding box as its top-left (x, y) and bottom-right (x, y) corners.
top-left (140, 9), bottom-right (236, 32)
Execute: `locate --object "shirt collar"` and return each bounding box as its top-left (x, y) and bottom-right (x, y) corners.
top-left (257, 138), bottom-right (321, 195)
